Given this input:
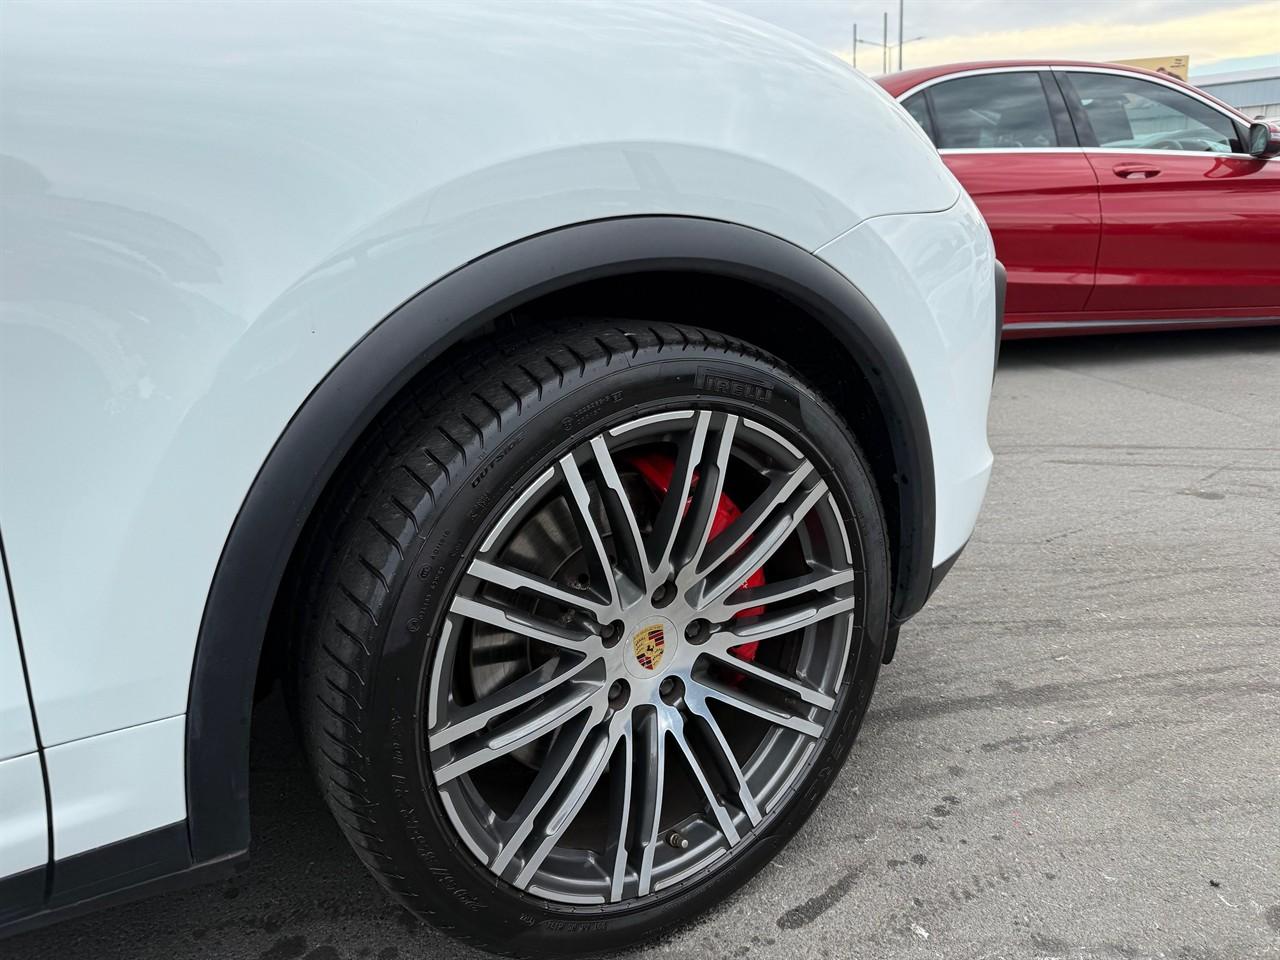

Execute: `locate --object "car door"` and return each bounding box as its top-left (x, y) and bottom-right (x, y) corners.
top-left (903, 70), bottom-right (1100, 321)
top-left (1059, 68), bottom-right (1280, 316)
top-left (0, 545), bottom-right (49, 921)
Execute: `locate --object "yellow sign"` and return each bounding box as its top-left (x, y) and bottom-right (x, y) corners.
top-left (632, 623), bottom-right (666, 671)
top-left (1114, 56), bottom-right (1190, 81)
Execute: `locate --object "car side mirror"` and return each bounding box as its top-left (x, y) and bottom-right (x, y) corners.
top-left (1247, 121), bottom-right (1280, 158)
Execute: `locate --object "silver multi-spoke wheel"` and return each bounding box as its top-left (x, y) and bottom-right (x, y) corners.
top-left (298, 324), bottom-right (889, 955)
top-left (428, 410), bottom-right (862, 903)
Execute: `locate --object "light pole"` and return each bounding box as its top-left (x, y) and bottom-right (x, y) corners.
top-left (882, 11), bottom-right (888, 75)
top-left (898, 0), bottom-right (904, 70)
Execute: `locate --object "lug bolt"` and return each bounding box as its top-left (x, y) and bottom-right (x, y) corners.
top-left (609, 679), bottom-right (629, 706)
top-left (601, 620), bottom-right (624, 648)
top-left (658, 676), bottom-right (682, 704)
top-left (667, 831), bottom-right (689, 850)
top-left (684, 619), bottom-right (709, 644)
top-left (651, 581), bottom-right (676, 608)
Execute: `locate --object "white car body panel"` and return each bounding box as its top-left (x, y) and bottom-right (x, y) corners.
top-left (0, 754), bottom-right (47, 878)
top-left (0, 0), bottom-right (991, 877)
top-left (0, 589), bottom-right (37, 761)
top-left (815, 194), bottom-right (997, 563)
top-left (0, 589), bottom-right (46, 879)
top-left (43, 716), bottom-right (185, 860)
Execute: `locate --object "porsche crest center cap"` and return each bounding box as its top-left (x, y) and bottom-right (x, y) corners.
top-left (633, 622), bottom-right (668, 671)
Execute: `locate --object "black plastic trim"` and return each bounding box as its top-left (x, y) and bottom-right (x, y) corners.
top-left (1049, 71), bottom-right (1087, 147)
top-left (994, 259), bottom-right (1007, 370)
top-left (1052, 71), bottom-right (1100, 148)
top-left (908, 90), bottom-right (941, 148)
top-left (185, 214), bottom-right (937, 866)
top-left (49, 821), bottom-right (189, 907)
top-left (1039, 71), bottom-right (1079, 148)
top-left (883, 540), bottom-right (969, 665)
top-left (881, 623), bottom-right (903, 665)
top-left (926, 540), bottom-right (968, 602)
top-left (0, 821), bottom-right (244, 939)
top-left (0, 867), bottom-right (45, 926)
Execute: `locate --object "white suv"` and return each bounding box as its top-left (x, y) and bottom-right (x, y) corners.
top-left (0, 2), bottom-right (999, 955)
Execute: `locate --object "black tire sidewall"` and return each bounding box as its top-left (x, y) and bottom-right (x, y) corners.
top-left (362, 348), bottom-right (888, 956)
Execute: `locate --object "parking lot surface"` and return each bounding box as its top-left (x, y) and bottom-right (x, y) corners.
top-left (10, 327), bottom-right (1279, 960)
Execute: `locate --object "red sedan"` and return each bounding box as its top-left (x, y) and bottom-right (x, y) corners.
top-left (878, 60), bottom-right (1280, 338)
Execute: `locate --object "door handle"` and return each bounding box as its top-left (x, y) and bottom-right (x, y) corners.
top-left (1113, 163), bottom-right (1161, 179)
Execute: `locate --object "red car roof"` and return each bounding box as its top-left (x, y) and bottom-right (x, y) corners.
top-left (876, 59), bottom-right (1247, 120)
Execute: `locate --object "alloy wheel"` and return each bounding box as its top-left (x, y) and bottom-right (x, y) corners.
top-left (426, 409), bottom-right (863, 904)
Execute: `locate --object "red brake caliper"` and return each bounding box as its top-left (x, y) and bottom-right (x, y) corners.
top-left (628, 453), bottom-right (764, 664)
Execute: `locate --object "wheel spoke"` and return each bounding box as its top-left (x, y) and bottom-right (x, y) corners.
top-left (692, 462), bottom-right (812, 582)
top-left (692, 480), bottom-right (829, 610)
top-left (689, 676), bottom-right (824, 738)
top-left (449, 594), bottom-right (595, 652)
top-left (605, 727), bottom-right (634, 902)
top-left (669, 709), bottom-right (741, 846)
top-left (702, 646), bottom-right (835, 710)
top-left (427, 653), bottom-right (598, 749)
top-left (490, 705), bottom-right (604, 877)
top-left (587, 436), bottom-right (652, 594)
top-left (649, 411), bottom-right (711, 580)
top-left (465, 558), bottom-right (615, 620)
top-left (512, 713), bottom-right (624, 889)
top-left (631, 707), bottom-right (667, 897)
top-left (672, 414), bottom-right (737, 577)
top-left (710, 565), bottom-right (855, 619)
top-left (682, 687), bottom-right (762, 828)
top-left (558, 452), bottom-right (620, 608)
top-left (433, 677), bottom-right (604, 784)
top-left (716, 594), bottom-right (856, 646)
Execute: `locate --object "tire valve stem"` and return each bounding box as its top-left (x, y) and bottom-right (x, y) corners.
top-left (667, 831), bottom-right (689, 850)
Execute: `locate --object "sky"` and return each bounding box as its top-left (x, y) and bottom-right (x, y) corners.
top-left (712, 0), bottom-right (1280, 77)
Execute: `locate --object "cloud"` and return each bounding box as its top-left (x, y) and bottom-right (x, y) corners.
top-left (836, 1), bottom-right (1280, 73)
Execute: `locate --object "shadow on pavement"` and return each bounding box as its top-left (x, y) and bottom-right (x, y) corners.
top-left (998, 323), bottom-right (1280, 372)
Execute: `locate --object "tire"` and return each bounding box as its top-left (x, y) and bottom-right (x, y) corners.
top-left (294, 320), bottom-right (890, 957)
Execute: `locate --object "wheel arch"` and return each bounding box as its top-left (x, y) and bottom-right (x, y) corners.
top-left (187, 215), bottom-right (934, 865)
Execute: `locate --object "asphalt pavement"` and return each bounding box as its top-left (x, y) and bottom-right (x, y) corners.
top-left (9, 326), bottom-right (1279, 960)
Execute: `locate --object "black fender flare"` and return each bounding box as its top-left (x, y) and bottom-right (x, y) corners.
top-left (186, 215), bottom-right (936, 864)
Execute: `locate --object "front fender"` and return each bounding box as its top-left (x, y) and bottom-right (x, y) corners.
top-left (188, 214), bottom-right (937, 865)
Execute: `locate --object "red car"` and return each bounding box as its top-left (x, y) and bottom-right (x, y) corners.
top-left (878, 60), bottom-right (1280, 338)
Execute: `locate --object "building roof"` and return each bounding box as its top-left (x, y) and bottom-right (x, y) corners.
top-left (1195, 66), bottom-right (1280, 87)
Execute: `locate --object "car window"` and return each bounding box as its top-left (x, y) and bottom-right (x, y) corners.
top-left (927, 72), bottom-right (1059, 149)
top-left (902, 92), bottom-right (936, 143)
top-left (1068, 72), bottom-right (1241, 153)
